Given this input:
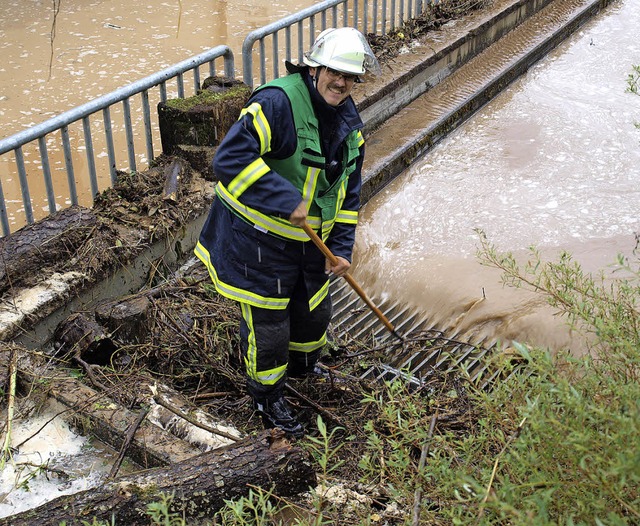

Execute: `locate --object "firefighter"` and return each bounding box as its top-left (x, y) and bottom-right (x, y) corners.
top-left (195, 27), bottom-right (380, 437)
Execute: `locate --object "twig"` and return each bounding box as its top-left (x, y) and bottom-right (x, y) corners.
top-left (0, 348), bottom-right (18, 468)
top-left (192, 391), bottom-right (236, 400)
top-left (412, 411), bottom-right (438, 526)
top-left (476, 411), bottom-right (531, 522)
top-left (153, 395), bottom-right (240, 442)
top-left (108, 405), bottom-right (150, 479)
top-left (73, 353), bottom-right (109, 392)
top-left (284, 383), bottom-right (351, 431)
top-left (16, 461), bottom-right (70, 479)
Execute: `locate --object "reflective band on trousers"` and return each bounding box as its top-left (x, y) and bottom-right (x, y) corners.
top-left (241, 303), bottom-right (287, 385)
top-left (289, 333), bottom-right (327, 353)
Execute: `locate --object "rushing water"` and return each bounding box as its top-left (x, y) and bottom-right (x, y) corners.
top-left (353, 0), bottom-right (640, 354)
top-left (0, 400), bottom-right (116, 518)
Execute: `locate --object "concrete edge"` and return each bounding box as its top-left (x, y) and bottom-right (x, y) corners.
top-left (357, 0), bottom-right (554, 134)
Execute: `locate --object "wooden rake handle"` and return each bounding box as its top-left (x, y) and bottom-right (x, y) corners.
top-left (301, 222), bottom-right (403, 342)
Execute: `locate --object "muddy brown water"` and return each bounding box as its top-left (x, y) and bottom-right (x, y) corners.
top-left (352, 0), bottom-right (640, 356)
top-left (0, 0), bottom-right (319, 224)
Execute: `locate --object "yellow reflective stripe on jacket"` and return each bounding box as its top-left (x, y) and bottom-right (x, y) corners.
top-left (216, 183), bottom-right (318, 242)
top-left (195, 241), bottom-right (289, 309)
top-left (356, 130), bottom-right (364, 148)
top-left (227, 158), bottom-right (271, 198)
top-left (308, 279), bottom-right (330, 311)
top-left (241, 303), bottom-right (287, 385)
top-left (289, 333), bottom-right (327, 353)
top-left (301, 166), bottom-right (321, 203)
top-left (336, 209), bottom-right (358, 224)
top-left (239, 102), bottom-right (271, 155)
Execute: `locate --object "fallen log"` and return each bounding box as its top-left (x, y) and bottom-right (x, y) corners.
top-left (0, 344), bottom-right (197, 468)
top-left (94, 294), bottom-right (151, 345)
top-left (52, 312), bottom-right (116, 364)
top-left (2, 429), bottom-right (316, 526)
top-left (0, 206), bottom-right (98, 296)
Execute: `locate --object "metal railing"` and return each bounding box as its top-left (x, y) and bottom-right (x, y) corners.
top-left (242, 0), bottom-right (429, 87)
top-left (0, 46), bottom-right (234, 237)
top-left (0, 0), bottom-right (435, 238)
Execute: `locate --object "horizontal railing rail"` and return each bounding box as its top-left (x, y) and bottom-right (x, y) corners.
top-left (242, 0), bottom-right (428, 87)
top-left (0, 0), bottom-right (436, 238)
top-left (0, 46), bottom-right (234, 237)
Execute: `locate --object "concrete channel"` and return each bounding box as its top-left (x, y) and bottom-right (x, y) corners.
top-left (0, 0), bottom-right (617, 494)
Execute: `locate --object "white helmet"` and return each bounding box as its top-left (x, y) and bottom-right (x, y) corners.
top-left (303, 27), bottom-right (381, 77)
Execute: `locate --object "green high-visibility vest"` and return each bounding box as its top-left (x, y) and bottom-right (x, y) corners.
top-left (216, 73), bottom-right (362, 241)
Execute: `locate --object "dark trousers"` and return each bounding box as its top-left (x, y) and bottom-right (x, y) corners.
top-left (240, 276), bottom-right (332, 401)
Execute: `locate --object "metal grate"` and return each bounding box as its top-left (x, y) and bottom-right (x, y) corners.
top-left (328, 279), bottom-right (524, 389)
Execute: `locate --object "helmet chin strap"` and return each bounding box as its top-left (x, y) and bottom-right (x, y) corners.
top-left (311, 67), bottom-right (320, 90)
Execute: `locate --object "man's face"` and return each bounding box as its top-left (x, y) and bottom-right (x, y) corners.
top-left (311, 67), bottom-right (358, 106)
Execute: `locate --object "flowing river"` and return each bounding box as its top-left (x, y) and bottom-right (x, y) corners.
top-left (353, 0), bottom-right (640, 355)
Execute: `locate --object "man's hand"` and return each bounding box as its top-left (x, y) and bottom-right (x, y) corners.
top-left (289, 200), bottom-right (308, 226)
top-left (326, 256), bottom-right (350, 277)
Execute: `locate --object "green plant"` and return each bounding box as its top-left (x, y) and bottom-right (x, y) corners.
top-left (213, 487), bottom-right (280, 525)
top-left (627, 64), bottom-right (640, 95)
top-left (146, 493), bottom-right (187, 526)
top-left (628, 64), bottom-right (640, 130)
top-left (431, 233), bottom-right (640, 524)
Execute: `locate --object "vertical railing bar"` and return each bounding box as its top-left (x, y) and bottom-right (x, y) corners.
top-left (273, 32), bottom-right (280, 79)
top-left (223, 51), bottom-right (234, 79)
top-left (382, 0), bottom-right (387, 34)
top-left (343, 0), bottom-right (348, 26)
top-left (354, 0), bottom-right (359, 31)
top-left (285, 26), bottom-right (292, 63)
top-left (177, 72), bottom-right (185, 98)
top-left (297, 21), bottom-right (304, 63)
top-left (61, 126), bottom-right (78, 205)
top-left (0, 176), bottom-right (8, 236)
top-left (259, 39), bottom-right (267, 85)
top-left (364, 0), bottom-right (369, 34)
top-left (321, 9), bottom-right (327, 31)
top-left (141, 90), bottom-right (154, 164)
top-left (122, 98), bottom-right (137, 173)
top-left (160, 81), bottom-right (168, 104)
top-left (102, 107), bottom-right (118, 185)
top-left (193, 66), bottom-right (201, 93)
top-left (332, 4), bottom-right (338, 27)
top-left (208, 60), bottom-right (216, 78)
top-left (373, 0), bottom-right (379, 35)
top-left (400, 0), bottom-right (405, 26)
top-left (37, 136), bottom-right (57, 214)
top-left (82, 117), bottom-right (100, 199)
top-left (382, 0), bottom-right (396, 35)
top-left (310, 15), bottom-right (316, 44)
top-left (14, 147), bottom-right (34, 225)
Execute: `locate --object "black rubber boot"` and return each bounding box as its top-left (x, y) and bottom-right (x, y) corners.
top-left (254, 397), bottom-right (304, 438)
